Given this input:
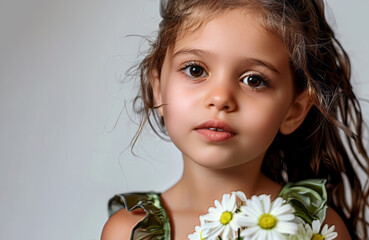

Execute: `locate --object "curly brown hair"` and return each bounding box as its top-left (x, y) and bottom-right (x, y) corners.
top-left (132, 0), bottom-right (369, 238)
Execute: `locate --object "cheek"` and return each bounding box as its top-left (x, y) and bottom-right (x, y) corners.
top-left (241, 98), bottom-right (289, 142)
top-left (162, 83), bottom-right (189, 117)
top-left (161, 77), bottom-right (203, 117)
top-left (161, 84), bottom-right (194, 135)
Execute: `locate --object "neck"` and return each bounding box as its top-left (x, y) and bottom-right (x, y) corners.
top-left (162, 154), bottom-right (279, 213)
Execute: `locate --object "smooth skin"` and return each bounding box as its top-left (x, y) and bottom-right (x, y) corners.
top-left (102, 9), bottom-right (351, 240)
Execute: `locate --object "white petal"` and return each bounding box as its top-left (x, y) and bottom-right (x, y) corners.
top-left (271, 197), bottom-right (284, 209)
top-left (246, 198), bottom-right (263, 216)
top-left (271, 230), bottom-right (286, 240)
top-left (233, 191), bottom-right (247, 203)
top-left (321, 224), bottom-right (335, 235)
top-left (325, 232), bottom-right (338, 240)
top-left (276, 221), bottom-right (298, 234)
top-left (228, 193), bottom-right (237, 212)
top-left (208, 206), bottom-right (220, 215)
top-left (207, 224), bottom-right (223, 238)
top-left (203, 221), bottom-right (220, 228)
top-left (311, 220), bottom-right (321, 233)
top-left (265, 230), bottom-right (272, 240)
top-left (251, 195), bottom-right (264, 214)
top-left (294, 217), bottom-right (305, 224)
top-left (241, 225), bottom-right (260, 237)
top-left (261, 195), bottom-right (271, 213)
top-left (203, 212), bottom-right (219, 221)
top-left (328, 225), bottom-right (336, 233)
top-left (229, 215), bottom-right (242, 230)
top-left (321, 224), bottom-right (329, 234)
top-left (277, 213), bottom-right (295, 221)
top-left (236, 215), bottom-right (258, 227)
top-left (222, 193), bottom-right (230, 207)
top-left (199, 215), bottom-right (206, 226)
top-left (305, 222), bottom-right (313, 232)
top-left (207, 235), bottom-right (218, 240)
top-left (187, 232), bottom-right (198, 240)
top-left (271, 203), bottom-right (294, 216)
top-left (221, 225), bottom-right (230, 239)
top-left (214, 199), bottom-right (223, 211)
top-left (259, 229), bottom-right (267, 239)
top-left (268, 230), bottom-right (283, 240)
top-left (250, 231), bottom-right (261, 240)
top-left (241, 204), bottom-right (262, 218)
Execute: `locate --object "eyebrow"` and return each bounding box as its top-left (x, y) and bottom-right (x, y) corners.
top-left (173, 48), bottom-right (213, 58)
top-left (172, 48), bottom-right (280, 74)
top-left (247, 58), bottom-right (280, 74)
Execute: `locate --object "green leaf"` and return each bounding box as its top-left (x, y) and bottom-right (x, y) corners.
top-left (278, 179), bottom-right (328, 224)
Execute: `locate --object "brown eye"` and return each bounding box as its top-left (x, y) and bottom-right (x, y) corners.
top-left (241, 75), bottom-right (267, 88)
top-left (184, 65), bottom-right (207, 78)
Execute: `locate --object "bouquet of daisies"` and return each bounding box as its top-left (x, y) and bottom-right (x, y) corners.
top-left (188, 192), bottom-right (337, 240)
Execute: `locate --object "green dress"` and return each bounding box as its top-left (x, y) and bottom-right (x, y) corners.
top-left (107, 179), bottom-right (327, 240)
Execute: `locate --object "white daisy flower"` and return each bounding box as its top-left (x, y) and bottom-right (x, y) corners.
top-left (237, 195), bottom-right (298, 240)
top-left (288, 218), bottom-right (313, 240)
top-left (306, 220), bottom-right (338, 240)
top-left (188, 216), bottom-right (209, 240)
top-left (202, 193), bottom-right (240, 240)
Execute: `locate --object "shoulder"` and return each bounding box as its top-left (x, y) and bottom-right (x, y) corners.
top-left (324, 207), bottom-right (351, 240)
top-left (101, 208), bottom-right (144, 240)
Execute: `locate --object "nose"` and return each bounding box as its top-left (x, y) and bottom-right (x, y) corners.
top-left (204, 81), bottom-right (236, 112)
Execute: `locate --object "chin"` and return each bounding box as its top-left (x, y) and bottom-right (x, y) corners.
top-left (192, 156), bottom-right (248, 170)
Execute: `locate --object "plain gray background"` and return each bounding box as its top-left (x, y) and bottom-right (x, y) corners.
top-left (0, 0), bottom-right (368, 239)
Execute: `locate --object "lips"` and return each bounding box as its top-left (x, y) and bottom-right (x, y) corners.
top-left (195, 119), bottom-right (236, 142)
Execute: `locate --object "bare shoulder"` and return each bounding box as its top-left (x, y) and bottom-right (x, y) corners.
top-left (101, 208), bottom-right (144, 240)
top-left (324, 207), bottom-right (351, 240)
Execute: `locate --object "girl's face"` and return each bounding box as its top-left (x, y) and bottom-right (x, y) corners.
top-left (153, 9), bottom-right (307, 170)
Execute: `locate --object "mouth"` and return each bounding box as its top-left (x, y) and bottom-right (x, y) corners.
top-left (207, 128), bottom-right (226, 132)
top-left (195, 119), bottom-right (236, 142)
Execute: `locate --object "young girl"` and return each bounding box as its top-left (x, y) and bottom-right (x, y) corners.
top-left (102, 0), bottom-right (369, 239)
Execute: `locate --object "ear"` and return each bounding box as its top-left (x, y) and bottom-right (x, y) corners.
top-left (280, 89), bottom-right (312, 135)
top-left (151, 69), bottom-right (164, 116)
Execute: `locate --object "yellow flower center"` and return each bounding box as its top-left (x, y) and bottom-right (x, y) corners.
top-left (220, 211), bottom-right (233, 225)
top-left (312, 234), bottom-right (325, 240)
top-left (258, 214), bottom-right (278, 229)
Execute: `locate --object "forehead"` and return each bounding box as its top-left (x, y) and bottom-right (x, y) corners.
top-left (170, 9), bottom-right (289, 73)
top-left (174, 4), bottom-right (268, 40)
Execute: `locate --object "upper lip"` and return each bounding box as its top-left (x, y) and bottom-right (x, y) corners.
top-left (195, 119), bottom-right (236, 134)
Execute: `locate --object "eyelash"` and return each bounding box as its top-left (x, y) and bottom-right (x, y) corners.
top-left (179, 61), bottom-right (208, 79)
top-left (179, 61), bottom-right (270, 89)
top-left (240, 73), bottom-right (269, 89)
